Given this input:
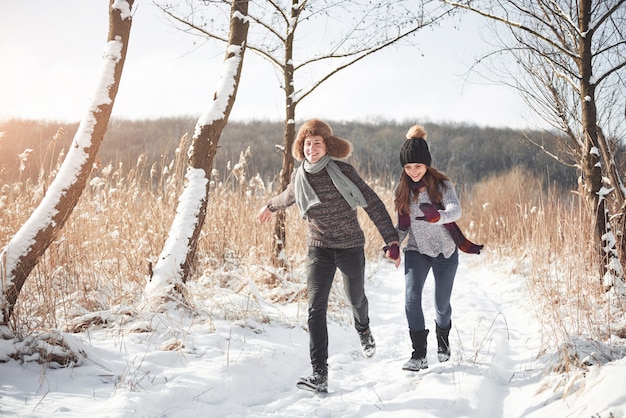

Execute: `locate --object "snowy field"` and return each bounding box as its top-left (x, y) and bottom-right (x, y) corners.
top-left (1, 253), bottom-right (625, 417)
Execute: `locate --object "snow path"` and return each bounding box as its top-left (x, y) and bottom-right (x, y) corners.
top-left (0, 254), bottom-right (553, 417)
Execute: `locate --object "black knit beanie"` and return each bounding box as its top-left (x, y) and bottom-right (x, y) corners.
top-left (400, 137), bottom-right (431, 166)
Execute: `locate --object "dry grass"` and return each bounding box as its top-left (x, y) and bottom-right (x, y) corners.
top-left (465, 166), bottom-right (622, 350)
top-left (1, 139), bottom-right (623, 358)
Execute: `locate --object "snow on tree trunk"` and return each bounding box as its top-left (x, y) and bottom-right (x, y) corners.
top-left (144, 1), bottom-right (249, 308)
top-left (0, 0), bottom-right (134, 326)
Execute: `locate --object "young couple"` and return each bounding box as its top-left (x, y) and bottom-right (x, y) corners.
top-left (257, 119), bottom-right (482, 393)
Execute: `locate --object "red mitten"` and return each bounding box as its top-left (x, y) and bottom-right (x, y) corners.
top-left (416, 203), bottom-right (441, 223)
top-left (383, 243), bottom-right (400, 260)
top-left (388, 243), bottom-right (400, 260)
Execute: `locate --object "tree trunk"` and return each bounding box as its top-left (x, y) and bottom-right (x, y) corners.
top-left (578, 0), bottom-right (613, 281)
top-left (270, 0), bottom-right (298, 268)
top-left (0, 0), bottom-right (134, 326)
top-left (146, 0), bottom-right (249, 303)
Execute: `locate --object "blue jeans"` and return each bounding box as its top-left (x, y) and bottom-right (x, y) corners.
top-left (404, 249), bottom-right (458, 332)
top-left (306, 246), bottom-right (369, 368)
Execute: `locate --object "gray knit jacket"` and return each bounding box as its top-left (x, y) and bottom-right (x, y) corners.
top-left (267, 160), bottom-right (398, 249)
top-left (397, 180), bottom-right (461, 258)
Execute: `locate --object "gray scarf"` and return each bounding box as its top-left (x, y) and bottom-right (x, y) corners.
top-left (294, 154), bottom-right (367, 218)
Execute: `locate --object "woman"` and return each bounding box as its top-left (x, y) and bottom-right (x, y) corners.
top-left (392, 124), bottom-right (482, 371)
top-left (257, 119), bottom-right (399, 392)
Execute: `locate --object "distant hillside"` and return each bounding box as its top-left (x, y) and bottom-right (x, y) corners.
top-left (0, 118), bottom-right (578, 191)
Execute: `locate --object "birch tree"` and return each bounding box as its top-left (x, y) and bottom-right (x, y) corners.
top-left (0, 0), bottom-right (134, 326)
top-left (158, 0), bottom-right (453, 267)
top-left (445, 0), bottom-right (626, 287)
top-left (144, 0), bottom-right (250, 307)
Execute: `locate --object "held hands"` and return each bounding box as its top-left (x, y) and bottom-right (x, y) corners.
top-left (383, 242), bottom-right (401, 268)
top-left (385, 243), bottom-right (400, 260)
top-left (416, 203), bottom-right (441, 223)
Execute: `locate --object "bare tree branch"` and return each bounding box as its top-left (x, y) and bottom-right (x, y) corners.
top-left (443, 0), bottom-right (579, 60)
top-left (155, 0), bottom-right (455, 267)
top-left (445, 0), bottom-right (626, 286)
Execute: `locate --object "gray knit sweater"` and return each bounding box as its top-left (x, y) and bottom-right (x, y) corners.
top-left (267, 160), bottom-right (398, 249)
top-left (397, 180), bottom-right (461, 258)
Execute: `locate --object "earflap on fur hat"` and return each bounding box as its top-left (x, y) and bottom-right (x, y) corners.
top-left (400, 124), bottom-right (431, 166)
top-left (292, 119), bottom-right (352, 162)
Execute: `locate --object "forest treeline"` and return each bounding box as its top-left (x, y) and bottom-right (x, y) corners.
top-left (0, 117), bottom-right (581, 192)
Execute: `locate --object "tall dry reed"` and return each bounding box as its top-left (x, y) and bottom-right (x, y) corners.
top-left (1, 138), bottom-right (623, 356)
top-left (465, 166), bottom-right (623, 352)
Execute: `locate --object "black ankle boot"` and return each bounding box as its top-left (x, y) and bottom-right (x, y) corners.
top-left (436, 321), bottom-right (451, 362)
top-left (402, 329), bottom-right (429, 371)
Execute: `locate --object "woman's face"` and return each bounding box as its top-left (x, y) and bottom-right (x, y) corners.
top-left (304, 135), bottom-right (327, 163)
top-left (403, 163), bottom-right (427, 182)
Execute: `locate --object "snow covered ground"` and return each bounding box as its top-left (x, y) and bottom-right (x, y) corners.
top-left (1, 253), bottom-right (625, 417)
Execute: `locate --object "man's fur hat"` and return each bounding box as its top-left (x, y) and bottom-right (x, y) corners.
top-left (292, 119), bottom-right (352, 162)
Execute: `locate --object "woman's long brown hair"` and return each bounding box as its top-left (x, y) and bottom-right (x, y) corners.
top-left (394, 166), bottom-right (451, 215)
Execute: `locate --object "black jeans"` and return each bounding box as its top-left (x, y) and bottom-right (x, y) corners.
top-left (306, 246), bottom-right (369, 368)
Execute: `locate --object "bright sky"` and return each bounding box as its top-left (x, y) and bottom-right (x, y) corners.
top-left (0, 1), bottom-right (538, 129)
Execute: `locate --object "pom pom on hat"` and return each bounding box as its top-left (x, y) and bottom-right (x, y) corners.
top-left (406, 124), bottom-right (427, 140)
top-left (400, 124), bottom-right (431, 166)
top-left (292, 119), bottom-right (352, 161)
